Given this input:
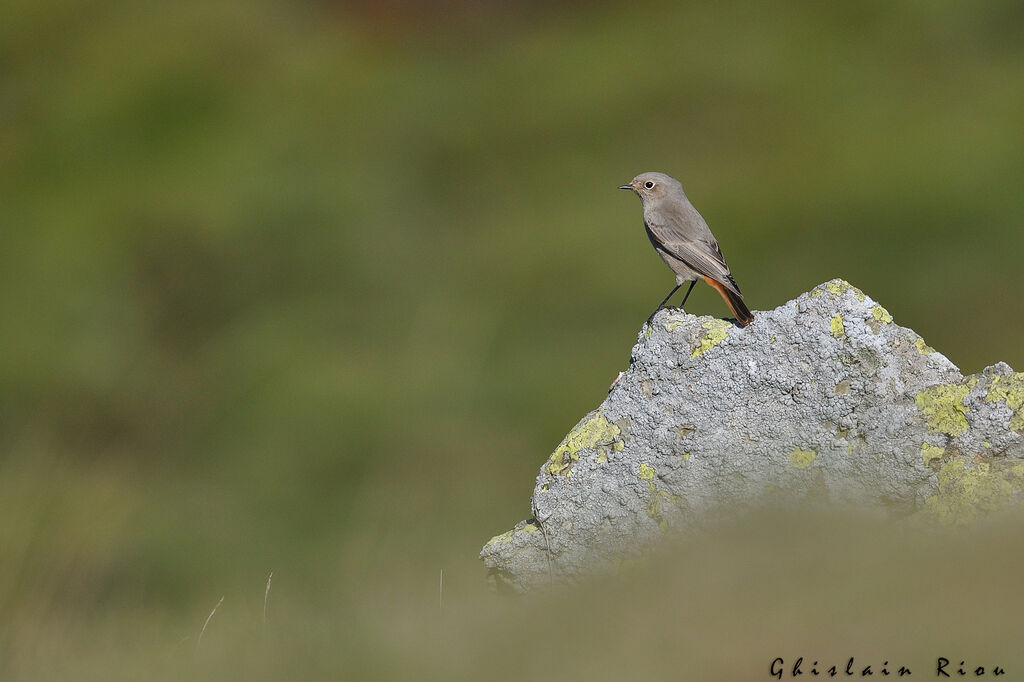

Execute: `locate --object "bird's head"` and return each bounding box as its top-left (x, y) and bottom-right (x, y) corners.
top-left (618, 171), bottom-right (682, 203)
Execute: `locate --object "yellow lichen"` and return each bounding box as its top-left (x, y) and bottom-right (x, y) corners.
top-left (830, 314), bottom-right (845, 338)
top-left (485, 530), bottom-right (516, 546)
top-left (546, 411), bottom-right (623, 476)
top-left (915, 383), bottom-right (971, 437)
top-left (812, 279), bottom-right (866, 301)
top-left (921, 457), bottom-right (1024, 525)
top-left (914, 337), bottom-right (935, 355)
top-left (647, 489), bottom-right (679, 531)
top-left (691, 319), bottom-right (732, 358)
top-left (638, 462), bottom-right (656, 490)
top-left (788, 448), bottom-right (817, 468)
top-left (484, 521), bottom-right (540, 547)
top-left (921, 443), bottom-right (945, 466)
top-left (985, 372), bottom-right (1024, 431)
top-left (872, 305), bottom-right (893, 324)
top-left (664, 320), bottom-right (684, 332)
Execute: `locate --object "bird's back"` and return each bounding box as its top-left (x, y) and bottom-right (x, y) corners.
top-left (643, 193), bottom-right (740, 295)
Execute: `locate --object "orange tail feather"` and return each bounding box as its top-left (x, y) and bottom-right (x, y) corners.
top-left (703, 276), bottom-right (754, 326)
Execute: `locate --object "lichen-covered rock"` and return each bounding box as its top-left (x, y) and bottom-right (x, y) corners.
top-left (480, 279), bottom-right (1024, 592)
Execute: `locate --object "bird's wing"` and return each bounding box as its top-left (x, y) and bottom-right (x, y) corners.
top-left (644, 206), bottom-right (743, 296)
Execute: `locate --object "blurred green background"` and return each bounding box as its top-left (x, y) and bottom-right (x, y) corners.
top-left (2, 0), bottom-right (1024, 678)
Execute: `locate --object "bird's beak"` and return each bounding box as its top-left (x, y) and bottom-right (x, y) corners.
top-left (618, 184), bottom-right (633, 191)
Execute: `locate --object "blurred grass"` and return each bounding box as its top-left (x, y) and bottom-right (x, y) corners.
top-left (10, 510), bottom-right (1024, 680)
top-left (1, 0), bottom-right (1023, 678)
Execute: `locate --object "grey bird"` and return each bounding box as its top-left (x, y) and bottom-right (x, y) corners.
top-left (619, 171), bottom-right (754, 326)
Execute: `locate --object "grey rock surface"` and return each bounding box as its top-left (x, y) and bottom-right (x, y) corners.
top-left (481, 280), bottom-right (1024, 592)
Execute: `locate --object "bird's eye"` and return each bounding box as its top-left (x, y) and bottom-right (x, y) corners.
top-left (644, 181), bottom-right (654, 189)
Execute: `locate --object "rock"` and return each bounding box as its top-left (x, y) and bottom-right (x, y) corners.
top-left (480, 279), bottom-right (1024, 593)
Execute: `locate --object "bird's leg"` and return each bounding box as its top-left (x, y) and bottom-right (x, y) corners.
top-left (677, 280), bottom-right (697, 309)
top-left (647, 284), bottom-right (681, 323)
top-left (656, 284), bottom-right (681, 310)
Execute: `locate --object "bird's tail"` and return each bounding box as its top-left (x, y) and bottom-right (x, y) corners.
top-left (703, 276), bottom-right (754, 327)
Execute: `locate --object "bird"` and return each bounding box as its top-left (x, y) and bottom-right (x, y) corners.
top-left (619, 171), bottom-right (754, 326)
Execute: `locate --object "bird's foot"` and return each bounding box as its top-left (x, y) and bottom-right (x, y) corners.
top-left (645, 308), bottom-right (663, 325)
